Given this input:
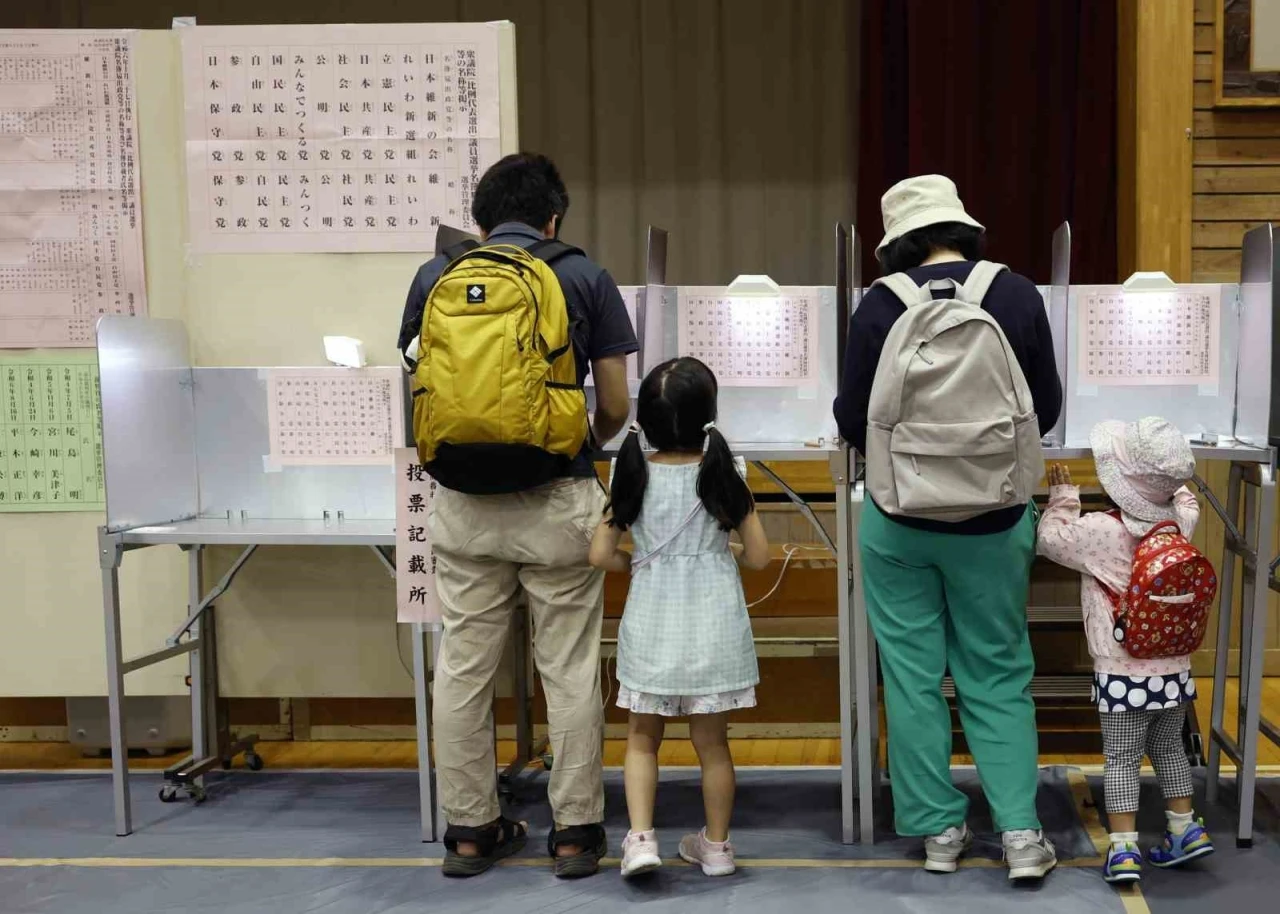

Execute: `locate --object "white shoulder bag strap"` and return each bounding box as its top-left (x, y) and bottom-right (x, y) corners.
top-left (631, 501), bottom-right (704, 571)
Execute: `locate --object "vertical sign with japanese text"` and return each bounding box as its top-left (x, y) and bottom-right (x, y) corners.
top-left (396, 446), bottom-right (440, 625)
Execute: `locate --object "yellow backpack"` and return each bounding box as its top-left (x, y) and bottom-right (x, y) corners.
top-left (411, 240), bottom-right (589, 493)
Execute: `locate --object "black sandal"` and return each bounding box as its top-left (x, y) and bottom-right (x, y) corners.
top-left (442, 818), bottom-right (528, 877)
top-left (548, 823), bottom-right (608, 879)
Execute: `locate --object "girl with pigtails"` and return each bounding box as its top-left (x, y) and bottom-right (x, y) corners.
top-left (589, 356), bottom-right (769, 880)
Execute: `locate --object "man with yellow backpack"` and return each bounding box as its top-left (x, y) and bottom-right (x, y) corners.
top-left (397, 153), bottom-right (636, 878)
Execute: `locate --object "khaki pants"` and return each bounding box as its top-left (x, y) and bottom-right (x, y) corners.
top-left (429, 477), bottom-right (607, 828)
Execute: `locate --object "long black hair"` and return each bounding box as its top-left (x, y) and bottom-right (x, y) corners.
top-left (608, 357), bottom-right (754, 532)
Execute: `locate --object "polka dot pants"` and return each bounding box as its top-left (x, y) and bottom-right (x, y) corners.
top-left (1099, 703), bottom-right (1193, 814)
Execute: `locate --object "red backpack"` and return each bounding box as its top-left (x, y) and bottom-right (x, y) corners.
top-left (1106, 515), bottom-right (1217, 659)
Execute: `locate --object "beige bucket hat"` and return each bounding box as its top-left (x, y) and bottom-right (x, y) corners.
top-left (876, 175), bottom-right (985, 257)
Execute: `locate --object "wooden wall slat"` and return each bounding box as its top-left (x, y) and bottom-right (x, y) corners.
top-left (1192, 247), bottom-right (1241, 279)
top-left (1195, 110), bottom-right (1280, 137)
top-left (1193, 21), bottom-right (1214, 53)
top-left (1194, 51), bottom-right (1213, 81)
top-left (1194, 165), bottom-right (1280, 193)
top-left (1195, 137), bottom-right (1280, 163)
top-left (1193, 220), bottom-right (1267, 248)
top-left (1193, 193), bottom-right (1280, 220)
top-left (1194, 0), bottom-right (1215, 24)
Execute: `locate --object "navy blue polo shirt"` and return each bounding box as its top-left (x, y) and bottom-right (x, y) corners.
top-left (398, 221), bottom-right (638, 478)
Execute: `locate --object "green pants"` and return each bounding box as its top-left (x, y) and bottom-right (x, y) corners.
top-left (861, 499), bottom-right (1041, 836)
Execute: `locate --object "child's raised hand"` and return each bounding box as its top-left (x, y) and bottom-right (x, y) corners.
top-left (1047, 464), bottom-right (1072, 487)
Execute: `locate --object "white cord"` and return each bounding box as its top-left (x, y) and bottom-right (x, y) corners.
top-left (746, 543), bottom-right (829, 608)
top-left (601, 652), bottom-right (616, 711)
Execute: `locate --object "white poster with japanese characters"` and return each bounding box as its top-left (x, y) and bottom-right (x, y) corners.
top-left (396, 447), bottom-right (441, 625)
top-left (1078, 286), bottom-right (1221, 387)
top-left (677, 287), bottom-right (819, 387)
top-left (264, 366), bottom-right (403, 466)
top-left (180, 22), bottom-right (505, 253)
top-left (0, 30), bottom-right (147, 347)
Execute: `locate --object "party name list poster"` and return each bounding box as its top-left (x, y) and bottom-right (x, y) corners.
top-left (181, 22), bottom-right (506, 254)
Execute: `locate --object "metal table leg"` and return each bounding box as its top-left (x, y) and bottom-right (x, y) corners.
top-left (99, 528), bottom-right (131, 837)
top-left (1236, 460), bottom-right (1275, 847)
top-left (1206, 464), bottom-right (1241, 805)
top-left (187, 546), bottom-right (208, 787)
top-left (413, 621), bottom-right (440, 841)
top-left (830, 451), bottom-right (855, 844)
top-left (851, 482), bottom-right (878, 843)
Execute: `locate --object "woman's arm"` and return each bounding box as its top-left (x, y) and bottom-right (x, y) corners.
top-left (734, 510), bottom-right (770, 571)
top-left (589, 518), bottom-right (632, 573)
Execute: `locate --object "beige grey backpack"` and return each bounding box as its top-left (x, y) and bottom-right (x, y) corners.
top-left (864, 262), bottom-right (1043, 522)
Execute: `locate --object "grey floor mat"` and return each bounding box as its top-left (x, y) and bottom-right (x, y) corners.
top-left (0, 863), bottom-right (1128, 914)
top-left (0, 767), bottom-right (1095, 861)
top-left (1088, 774), bottom-right (1280, 914)
top-left (2, 768), bottom-right (1277, 913)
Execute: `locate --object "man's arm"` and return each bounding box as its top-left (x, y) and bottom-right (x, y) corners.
top-left (591, 354), bottom-right (631, 445)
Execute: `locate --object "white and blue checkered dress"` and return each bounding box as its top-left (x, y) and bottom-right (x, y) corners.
top-left (616, 461), bottom-right (760, 697)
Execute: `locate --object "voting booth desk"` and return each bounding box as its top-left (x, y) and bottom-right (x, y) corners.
top-left (848, 223), bottom-right (1280, 846)
top-left (93, 316), bottom-right (445, 839)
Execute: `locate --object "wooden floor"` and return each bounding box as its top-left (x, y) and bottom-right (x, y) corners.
top-left (3, 678), bottom-right (1277, 771)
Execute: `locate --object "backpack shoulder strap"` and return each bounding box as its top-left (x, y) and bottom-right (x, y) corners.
top-left (526, 238), bottom-right (585, 265)
top-left (871, 273), bottom-right (931, 308)
top-left (442, 239), bottom-right (480, 262)
top-left (956, 261), bottom-right (1008, 306)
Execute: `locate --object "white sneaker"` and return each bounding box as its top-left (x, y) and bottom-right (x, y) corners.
top-left (620, 829), bottom-right (662, 878)
top-left (924, 824), bottom-right (973, 873)
top-left (678, 829), bottom-right (737, 877)
top-left (1002, 829), bottom-right (1057, 881)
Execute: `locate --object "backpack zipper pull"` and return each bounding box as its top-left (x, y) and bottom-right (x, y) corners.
top-left (916, 346), bottom-right (934, 365)
top-left (911, 455), bottom-right (921, 475)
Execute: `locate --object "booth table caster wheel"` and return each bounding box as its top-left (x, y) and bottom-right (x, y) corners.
top-left (158, 785), bottom-right (179, 803)
top-left (541, 755), bottom-right (553, 771)
top-left (244, 752), bottom-right (264, 772)
top-left (190, 785), bottom-right (207, 804)
top-left (221, 758), bottom-right (232, 770)
top-left (1237, 838), bottom-right (1253, 849)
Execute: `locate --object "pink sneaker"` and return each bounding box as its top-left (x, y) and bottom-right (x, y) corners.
top-left (678, 829), bottom-right (736, 876)
top-left (621, 829), bottom-right (662, 878)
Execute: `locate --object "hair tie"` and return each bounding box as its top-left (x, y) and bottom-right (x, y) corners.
top-left (628, 422), bottom-right (641, 435)
top-left (702, 421), bottom-right (716, 434)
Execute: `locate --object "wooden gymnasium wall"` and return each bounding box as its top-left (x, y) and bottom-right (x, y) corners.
top-left (1192, 0), bottom-right (1280, 282)
top-left (1191, 0), bottom-right (1280, 675)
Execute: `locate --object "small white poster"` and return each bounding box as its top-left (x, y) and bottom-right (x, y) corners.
top-left (1078, 286), bottom-right (1220, 387)
top-left (396, 446), bottom-right (441, 625)
top-left (677, 287), bottom-right (818, 387)
top-left (265, 366), bottom-right (403, 466)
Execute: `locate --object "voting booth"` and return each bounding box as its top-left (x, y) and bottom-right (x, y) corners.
top-left (628, 225), bottom-right (858, 839)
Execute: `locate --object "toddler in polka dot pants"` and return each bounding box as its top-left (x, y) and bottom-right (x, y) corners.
top-left (1037, 418), bottom-right (1215, 886)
